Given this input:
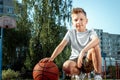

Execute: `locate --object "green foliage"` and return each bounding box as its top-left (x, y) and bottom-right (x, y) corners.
top-left (55, 46), bottom-right (71, 68)
top-left (2, 29), bottom-right (17, 66)
top-left (2, 0), bottom-right (32, 71)
top-left (28, 0), bottom-right (72, 70)
top-left (3, 1), bottom-right (72, 79)
top-left (27, 34), bottom-right (43, 69)
top-left (2, 69), bottom-right (20, 80)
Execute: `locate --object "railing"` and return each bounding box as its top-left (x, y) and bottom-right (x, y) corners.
top-left (102, 60), bottom-right (120, 79)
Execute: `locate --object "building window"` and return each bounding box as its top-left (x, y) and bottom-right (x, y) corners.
top-left (7, 0), bottom-right (10, 1)
top-left (0, 0), bottom-right (3, 4)
top-left (0, 8), bottom-right (3, 13)
top-left (0, 27), bottom-right (1, 35)
top-left (7, 8), bottom-right (13, 14)
top-left (118, 51), bottom-right (120, 55)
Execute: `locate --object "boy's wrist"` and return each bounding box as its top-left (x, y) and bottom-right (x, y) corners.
top-left (50, 57), bottom-right (54, 61)
top-left (81, 48), bottom-right (86, 53)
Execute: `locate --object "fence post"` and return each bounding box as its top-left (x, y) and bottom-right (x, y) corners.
top-left (0, 28), bottom-right (3, 80)
top-left (116, 61), bottom-right (118, 79)
top-left (118, 63), bottom-right (119, 79)
top-left (104, 58), bottom-right (106, 79)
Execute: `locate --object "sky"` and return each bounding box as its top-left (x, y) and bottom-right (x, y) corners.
top-left (71, 0), bottom-right (120, 34)
top-left (18, 0), bottom-right (120, 34)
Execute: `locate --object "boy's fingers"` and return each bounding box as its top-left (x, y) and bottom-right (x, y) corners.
top-left (77, 63), bottom-right (81, 68)
top-left (77, 59), bottom-right (82, 68)
top-left (40, 58), bottom-right (49, 63)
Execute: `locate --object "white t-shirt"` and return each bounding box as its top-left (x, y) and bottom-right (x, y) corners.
top-left (63, 29), bottom-right (97, 59)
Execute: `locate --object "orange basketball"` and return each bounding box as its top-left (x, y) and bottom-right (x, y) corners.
top-left (33, 61), bottom-right (59, 80)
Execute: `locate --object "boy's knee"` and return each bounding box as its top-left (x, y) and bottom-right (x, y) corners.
top-left (63, 61), bottom-right (69, 69)
top-left (63, 64), bottom-right (71, 74)
top-left (88, 48), bottom-right (95, 54)
top-left (94, 45), bottom-right (100, 51)
top-left (62, 61), bottom-right (71, 74)
top-left (88, 45), bottom-right (100, 54)
top-left (63, 64), bottom-right (68, 71)
top-left (62, 61), bottom-right (77, 74)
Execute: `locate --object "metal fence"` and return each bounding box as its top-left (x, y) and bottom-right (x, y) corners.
top-left (102, 60), bottom-right (120, 79)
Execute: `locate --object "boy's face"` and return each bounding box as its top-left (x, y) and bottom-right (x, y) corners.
top-left (72, 13), bottom-right (88, 32)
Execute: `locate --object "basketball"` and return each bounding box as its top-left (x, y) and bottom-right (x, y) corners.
top-left (33, 61), bottom-right (59, 80)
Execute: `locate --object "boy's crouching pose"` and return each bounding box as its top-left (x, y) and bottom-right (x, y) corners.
top-left (41, 8), bottom-right (102, 80)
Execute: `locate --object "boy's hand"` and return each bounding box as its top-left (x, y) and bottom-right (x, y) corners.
top-left (40, 57), bottom-right (54, 63)
top-left (77, 50), bottom-right (84, 68)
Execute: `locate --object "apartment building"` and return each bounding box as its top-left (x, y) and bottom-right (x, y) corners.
top-left (95, 29), bottom-right (120, 60)
top-left (109, 34), bottom-right (120, 59)
top-left (0, 0), bottom-right (15, 16)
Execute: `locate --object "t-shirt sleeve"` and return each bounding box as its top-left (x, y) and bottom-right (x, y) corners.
top-left (90, 29), bottom-right (98, 39)
top-left (63, 30), bottom-right (70, 42)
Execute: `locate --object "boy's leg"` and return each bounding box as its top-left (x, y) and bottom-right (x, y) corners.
top-left (63, 60), bottom-right (80, 75)
top-left (87, 45), bottom-right (102, 80)
top-left (87, 45), bottom-right (102, 74)
top-left (94, 45), bottom-right (102, 73)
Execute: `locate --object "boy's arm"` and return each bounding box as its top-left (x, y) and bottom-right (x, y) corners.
top-left (49, 39), bottom-right (68, 61)
top-left (77, 35), bottom-right (100, 68)
top-left (82, 35), bottom-right (100, 53)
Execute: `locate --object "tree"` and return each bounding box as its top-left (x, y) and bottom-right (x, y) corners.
top-left (4, 1), bottom-right (72, 78)
top-left (28, 0), bottom-right (72, 70)
top-left (2, 0), bottom-right (31, 71)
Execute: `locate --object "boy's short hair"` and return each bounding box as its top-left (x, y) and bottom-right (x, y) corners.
top-left (71, 8), bottom-right (87, 16)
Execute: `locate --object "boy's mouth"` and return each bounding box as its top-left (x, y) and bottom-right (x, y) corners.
top-left (76, 24), bottom-right (82, 28)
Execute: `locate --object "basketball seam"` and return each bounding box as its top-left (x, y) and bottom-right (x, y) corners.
top-left (33, 70), bottom-right (58, 75)
top-left (39, 65), bottom-right (56, 69)
top-left (35, 74), bottom-right (52, 80)
top-left (44, 62), bottom-right (57, 80)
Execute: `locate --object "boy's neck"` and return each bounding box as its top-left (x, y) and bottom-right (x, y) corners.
top-left (76, 29), bottom-right (87, 32)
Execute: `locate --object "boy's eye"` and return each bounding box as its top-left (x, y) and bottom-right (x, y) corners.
top-left (75, 19), bottom-right (78, 21)
top-left (80, 18), bottom-right (83, 21)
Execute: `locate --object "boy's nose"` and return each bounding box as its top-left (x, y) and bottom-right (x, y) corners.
top-left (77, 20), bottom-right (81, 24)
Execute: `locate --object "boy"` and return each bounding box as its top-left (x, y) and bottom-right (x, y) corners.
top-left (41, 8), bottom-right (102, 80)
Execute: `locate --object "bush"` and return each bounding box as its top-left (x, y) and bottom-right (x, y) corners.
top-left (2, 69), bottom-right (20, 80)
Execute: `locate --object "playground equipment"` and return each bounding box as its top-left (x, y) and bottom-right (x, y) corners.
top-left (0, 16), bottom-right (16, 79)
